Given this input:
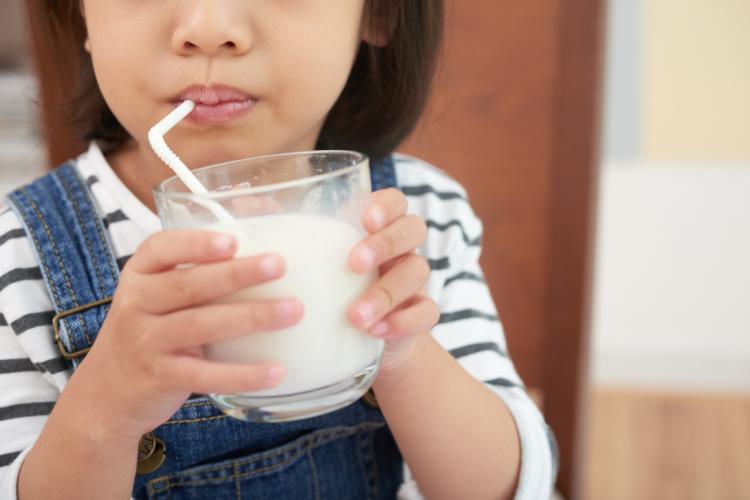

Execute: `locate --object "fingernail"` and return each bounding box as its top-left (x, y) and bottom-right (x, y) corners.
top-left (356, 246), bottom-right (375, 269)
top-left (355, 302), bottom-right (376, 325)
top-left (267, 365), bottom-right (286, 382)
top-left (369, 207), bottom-right (385, 229)
top-left (370, 322), bottom-right (389, 337)
top-left (260, 255), bottom-right (282, 277)
top-left (212, 234), bottom-right (236, 253)
top-left (276, 299), bottom-right (301, 319)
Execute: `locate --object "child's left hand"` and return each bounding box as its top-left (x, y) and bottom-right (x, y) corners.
top-left (348, 188), bottom-right (440, 373)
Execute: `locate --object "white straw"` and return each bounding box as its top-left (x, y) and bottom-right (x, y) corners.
top-left (149, 101), bottom-right (235, 223)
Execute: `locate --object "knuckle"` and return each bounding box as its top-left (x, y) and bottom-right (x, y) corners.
top-left (427, 300), bottom-right (441, 326)
top-left (144, 355), bottom-right (165, 382)
top-left (373, 188), bottom-right (406, 215)
top-left (246, 303), bottom-right (275, 329)
top-left (120, 256), bottom-right (137, 273)
top-left (373, 284), bottom-right (395, 309)
top-left (226, 260), bottom-right (248, 289)
top-left (117, 267), bottom-right (139, 291)
top-left (174, 270), bottom-right (202, 305)
top-left (417, 220), bottom-right (428, 241)
top-left (135, 320), bottom-right (160, 350)
top-left (378, 231), bottom-right (398, 257)
top-left (407, 215), bottom-right (427, 239)
top-left (412, 255), bottom-right (431, 281)
top-left (141, 234), bottom-right (167, 262)
top-left (114, 291), bottom-right (140, 313)
top-left (384, 187), bottom-right (401, 201)
top-left (182, 310), bottom-right (208, 340)
top-left (140, 233), bottom-right (162, 254)
top-left (131, 337), bottom-right (163, 381)
top-left (392, 189), bottom-right (408, 212)
top-left (388, 313), bottom-right (408, 334)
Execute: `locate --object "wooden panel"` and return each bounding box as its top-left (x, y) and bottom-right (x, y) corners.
top-left (543, 0), bottom-right (604, 497)
top-left (586, 389), bottom-right (750, 500)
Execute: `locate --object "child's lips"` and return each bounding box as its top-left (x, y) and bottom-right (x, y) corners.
top-left (184, 99), bottom-right (257, 124)
top-left (173, 84), bottom-right (258, 124)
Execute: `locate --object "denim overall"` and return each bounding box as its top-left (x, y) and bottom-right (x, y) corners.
top-left (6, 158), bottom-right (403, 499)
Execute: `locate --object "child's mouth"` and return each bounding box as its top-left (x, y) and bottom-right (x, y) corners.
top-left (173, 84), bottom-right (258, 124)
top-left (186, 99), bottom-right (256, 124)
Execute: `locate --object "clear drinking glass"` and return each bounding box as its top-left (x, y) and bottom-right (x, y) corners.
top-left (153, 151), bottom-right (383, 422)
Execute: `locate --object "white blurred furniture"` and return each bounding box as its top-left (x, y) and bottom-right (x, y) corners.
top-left (591, 163), bottom-right (750, 391)
top-left (0, 72), bottom-right (44, 196)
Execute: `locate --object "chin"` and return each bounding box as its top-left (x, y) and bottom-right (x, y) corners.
top-left (179, 136), bottom-right (284, 169)
top-left (188, 152), bottom-right (232, 169)
top-left (184, 146), bottom-right (250, 169)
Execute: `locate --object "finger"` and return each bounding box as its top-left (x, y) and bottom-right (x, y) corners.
top-left (156, 298), bottom-right (304, 351)
top-left (126, 230), bottom-right (238, 274)
top-left (363, 188), bottom-right (408, 233)
top-left (349, 215), bottom-right (427, 273)
top-left (348, 254), bottom-right (430, 330)
top-left (138, 253), bottom-right (286, 314)
top-left (160, 356), bottom-right (286, 394)
top-left (366, 295), bottom-right (440, 340)
top-left (378, 252), bottom-right (411, 276)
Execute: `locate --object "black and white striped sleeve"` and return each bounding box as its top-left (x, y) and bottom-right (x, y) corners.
top-left (0, 323), bottom-right (57, 499)
top-left (0, 206), bottom-right (61, 499)
top-left (431, 214), bottom-right (557, 499)
top-left (398, 158), bottom-right (557, 499)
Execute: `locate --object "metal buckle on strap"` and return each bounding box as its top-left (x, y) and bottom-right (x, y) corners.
top-left (52, 297), bottom-right (114, 360)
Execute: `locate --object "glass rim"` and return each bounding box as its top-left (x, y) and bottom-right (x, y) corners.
top-left (152, 149), bottom-right (368, 201)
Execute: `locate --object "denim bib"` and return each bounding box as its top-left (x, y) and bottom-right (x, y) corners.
top-left (6, 157), bottom-right (403, 499)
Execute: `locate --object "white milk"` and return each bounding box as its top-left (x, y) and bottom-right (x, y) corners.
top-left (204, 214), bottom-right (383, 395)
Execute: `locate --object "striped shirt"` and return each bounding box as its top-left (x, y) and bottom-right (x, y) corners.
top-left (0, 143), bottom-right (555, 499)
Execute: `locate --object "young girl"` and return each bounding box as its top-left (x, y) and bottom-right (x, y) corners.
top-left (0, 1), bottom-right (556, 499)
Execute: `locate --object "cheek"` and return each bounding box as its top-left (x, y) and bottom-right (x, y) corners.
top-left (271, 36), bottom-right (361, 127)
top-left (86, 10), bottom-right (162, 138)
top-left (91, 43), bottom-right (162, 145)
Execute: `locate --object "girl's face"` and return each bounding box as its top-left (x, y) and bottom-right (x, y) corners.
top-left (82, 0), bottom-right (371, 168)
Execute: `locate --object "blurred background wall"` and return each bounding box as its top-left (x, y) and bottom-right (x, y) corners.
top-left (643, 0), bottom-right (750, 161)
top-left (0, 0), bottom-right (45, 195)
top-left (593, 0), bottom-right (750, 392)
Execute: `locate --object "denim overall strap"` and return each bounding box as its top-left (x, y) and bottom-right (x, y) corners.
top-left (5, 163), bottom-right (119, 368)
top-left (370, 155), bottom-right (397, 192)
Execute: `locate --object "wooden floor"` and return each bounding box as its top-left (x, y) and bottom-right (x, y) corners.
top-left (583, 388), bottom-right (750, 500)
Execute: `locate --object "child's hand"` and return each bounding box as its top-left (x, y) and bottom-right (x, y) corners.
top-left (347, 189), bottom-right (440, 374)
top-left (73, 231), bottom-right (302, 440)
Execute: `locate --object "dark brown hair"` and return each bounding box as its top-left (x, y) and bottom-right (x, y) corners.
top-left (27, 1), bottom-right (443, 163)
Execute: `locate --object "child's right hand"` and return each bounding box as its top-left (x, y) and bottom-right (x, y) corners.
top-left (69, 230), bottom-right (302, 442)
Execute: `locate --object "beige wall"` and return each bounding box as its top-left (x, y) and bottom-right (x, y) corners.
top-left (643, 0), bottom-right (750, 162)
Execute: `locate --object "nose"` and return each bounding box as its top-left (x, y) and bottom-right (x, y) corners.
top-left (172, 2), bottom-right (252, 56)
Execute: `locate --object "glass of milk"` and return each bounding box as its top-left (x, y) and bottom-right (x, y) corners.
top-left (153, 151), bottom-right (383, 422)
